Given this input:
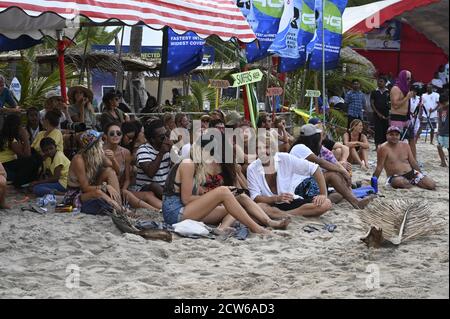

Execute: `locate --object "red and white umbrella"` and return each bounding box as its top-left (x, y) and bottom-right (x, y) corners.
top-left (0, 0), bottom-right (256, 101)
top-left (0, 0), bottom-right (256, 42)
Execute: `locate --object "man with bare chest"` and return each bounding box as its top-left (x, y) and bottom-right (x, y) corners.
top-left (390, 70), bottom-right (418, 157)
top-left (373, 126), bottom-right (436, 190)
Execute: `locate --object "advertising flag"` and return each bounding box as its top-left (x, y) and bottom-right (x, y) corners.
top-left (307, 0), bottom-right (347, 71)
top-left (268, 0), bottom-right (301, 59)
top-left (160, 29), bottom-right (206, 78)
top-left (278, 0), bottom-right (316, 72)
top-left (236, 0), bottom-right (284, 63)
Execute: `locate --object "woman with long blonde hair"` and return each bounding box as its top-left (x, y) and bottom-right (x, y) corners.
top-left (64, 130), bottom-right (122, 212)
top-left (162, 134), bottom-right (273, 234)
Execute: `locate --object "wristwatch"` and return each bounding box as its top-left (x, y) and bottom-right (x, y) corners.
top-left (101, 182), bottom-right (108, 193)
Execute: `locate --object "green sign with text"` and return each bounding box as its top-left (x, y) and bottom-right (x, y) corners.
top-left (231, 69), bottom-right (264, 87)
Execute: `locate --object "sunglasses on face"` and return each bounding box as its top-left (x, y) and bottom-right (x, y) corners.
top-left (108, 130), bottom-right (122, 137)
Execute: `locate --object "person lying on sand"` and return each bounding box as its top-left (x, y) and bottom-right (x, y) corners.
top-left (373, 126), bottom-right (436, 190)
top-left (0, 162), bottom-right (9, 209)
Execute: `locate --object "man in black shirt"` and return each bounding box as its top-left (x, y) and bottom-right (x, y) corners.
top-left (370, 77), bottom-right (390, 149)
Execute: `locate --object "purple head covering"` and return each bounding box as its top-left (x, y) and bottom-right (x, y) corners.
top-left (395, 70), bottom-right (411, 95)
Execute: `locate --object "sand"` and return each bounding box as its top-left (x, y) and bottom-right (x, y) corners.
top-left (0, 140), bottom-right (448, 299)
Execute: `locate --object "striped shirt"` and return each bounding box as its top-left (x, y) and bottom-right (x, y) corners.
top-left (136, 143), bottom-right (171, 188)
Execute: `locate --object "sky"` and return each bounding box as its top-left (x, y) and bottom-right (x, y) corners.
top-left (108, 26), bottom-right (163, 47)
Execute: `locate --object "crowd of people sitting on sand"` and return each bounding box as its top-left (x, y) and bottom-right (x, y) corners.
top-left (0, 69), bottom-right (448, 235)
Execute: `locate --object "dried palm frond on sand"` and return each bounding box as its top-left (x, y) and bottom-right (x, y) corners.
top-left (110, 209), bottom-right (172, 243)
top-left (359, 199), bottom-right (445, 248)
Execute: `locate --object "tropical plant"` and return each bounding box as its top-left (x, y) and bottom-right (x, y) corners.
top-left (42, 22), bottom-right (121, 52)
top-left (17, 49), bottom-right (77, 109)
top-left (179, 81), bottom-right (216, 112)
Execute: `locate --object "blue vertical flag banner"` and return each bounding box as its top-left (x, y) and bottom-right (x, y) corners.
top-left (278, 0), bottom-right (316, 72)
top-left (268, 0), bottom-right (301, 59)
top-left (307, 0), bottom-right (347, 71)
top-left (160, 28), bottom-right (206, 78)
top-left (236, 0), bottom-right (284, 63)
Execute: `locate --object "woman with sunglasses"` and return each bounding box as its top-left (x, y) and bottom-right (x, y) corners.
top-left (99, 91), bottom-right (130, 131)
top-left (103, 122), bottom-right (161, 210)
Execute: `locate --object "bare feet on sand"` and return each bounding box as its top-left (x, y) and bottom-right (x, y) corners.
top-left (440, 162), bottom-right (448, 167)
top-left (355, 194), bottom-right (377, 209)
top-left (268, 217), bottom-right (292, 230)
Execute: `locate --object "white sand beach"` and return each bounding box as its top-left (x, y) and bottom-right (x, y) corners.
top-left (0, 140), bottom-right (448, 299)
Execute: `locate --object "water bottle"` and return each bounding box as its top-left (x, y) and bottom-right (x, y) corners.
top-left (371, 176), bottom-right (379, 194)
top-left (45, 193), bottom-right (57, 213)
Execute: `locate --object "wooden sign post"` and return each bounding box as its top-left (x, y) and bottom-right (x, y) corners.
top-left (208, 79), bottom-right (230, 110)
top-left (305, 90), bottom-right (321, 117)
top-left (230, 69), bottom-right (264, 128)
top-left (266, 87), bottom-right (284, 121)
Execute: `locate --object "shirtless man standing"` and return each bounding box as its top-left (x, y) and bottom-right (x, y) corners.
top-left (390, 70), bottom-right (417, 155)
top-left (373, 126), bottom-right (436, 190)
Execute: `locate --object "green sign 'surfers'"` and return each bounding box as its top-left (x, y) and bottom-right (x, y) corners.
top-left (231, 69), bottom-right (264, 87)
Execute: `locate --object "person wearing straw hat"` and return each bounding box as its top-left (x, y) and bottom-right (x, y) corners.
top-left (64, 129), bottom-right (122, 212)
top-left (68, 85), bottom-right (97, 130)
top-left (373, 126), bottom-right (436, 190)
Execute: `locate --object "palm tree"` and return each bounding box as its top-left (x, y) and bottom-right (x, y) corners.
top-left (17, 48), bottom-right (76, 109)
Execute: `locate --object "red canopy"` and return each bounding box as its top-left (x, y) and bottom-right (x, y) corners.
top-left (0, 0), bottom-right (256, 43)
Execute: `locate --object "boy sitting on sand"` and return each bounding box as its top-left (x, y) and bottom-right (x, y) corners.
top-left (0, 162), bottom-right (9, 209)
top-left (373, 126), bottom-right (436, 190)
top-left (31, 137), bottom-right (70, 197)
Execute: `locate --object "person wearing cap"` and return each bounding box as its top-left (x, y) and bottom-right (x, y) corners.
top-left (40, 89), bottom-right (72, 129)
top-left (247, 132), bottom-right (332, 218)
top-left (291, 124), bottom-right (375, 209)
top-left (200, 114), bottom-right (210, 130)
top-left (373, 126), bottom-right (436, 190)
top-left (68, 85), bottom-right (97, 130)
top-left (99, 90), bottom-right (129, 131)
top-left (344, 119), bottom-right (370, 170)
top-left (65, 129), bottom-right (123, 212)
top-left (309, 118), bottom-right (350, 168)
top-left (225, 111), bottom-right (242, 129)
